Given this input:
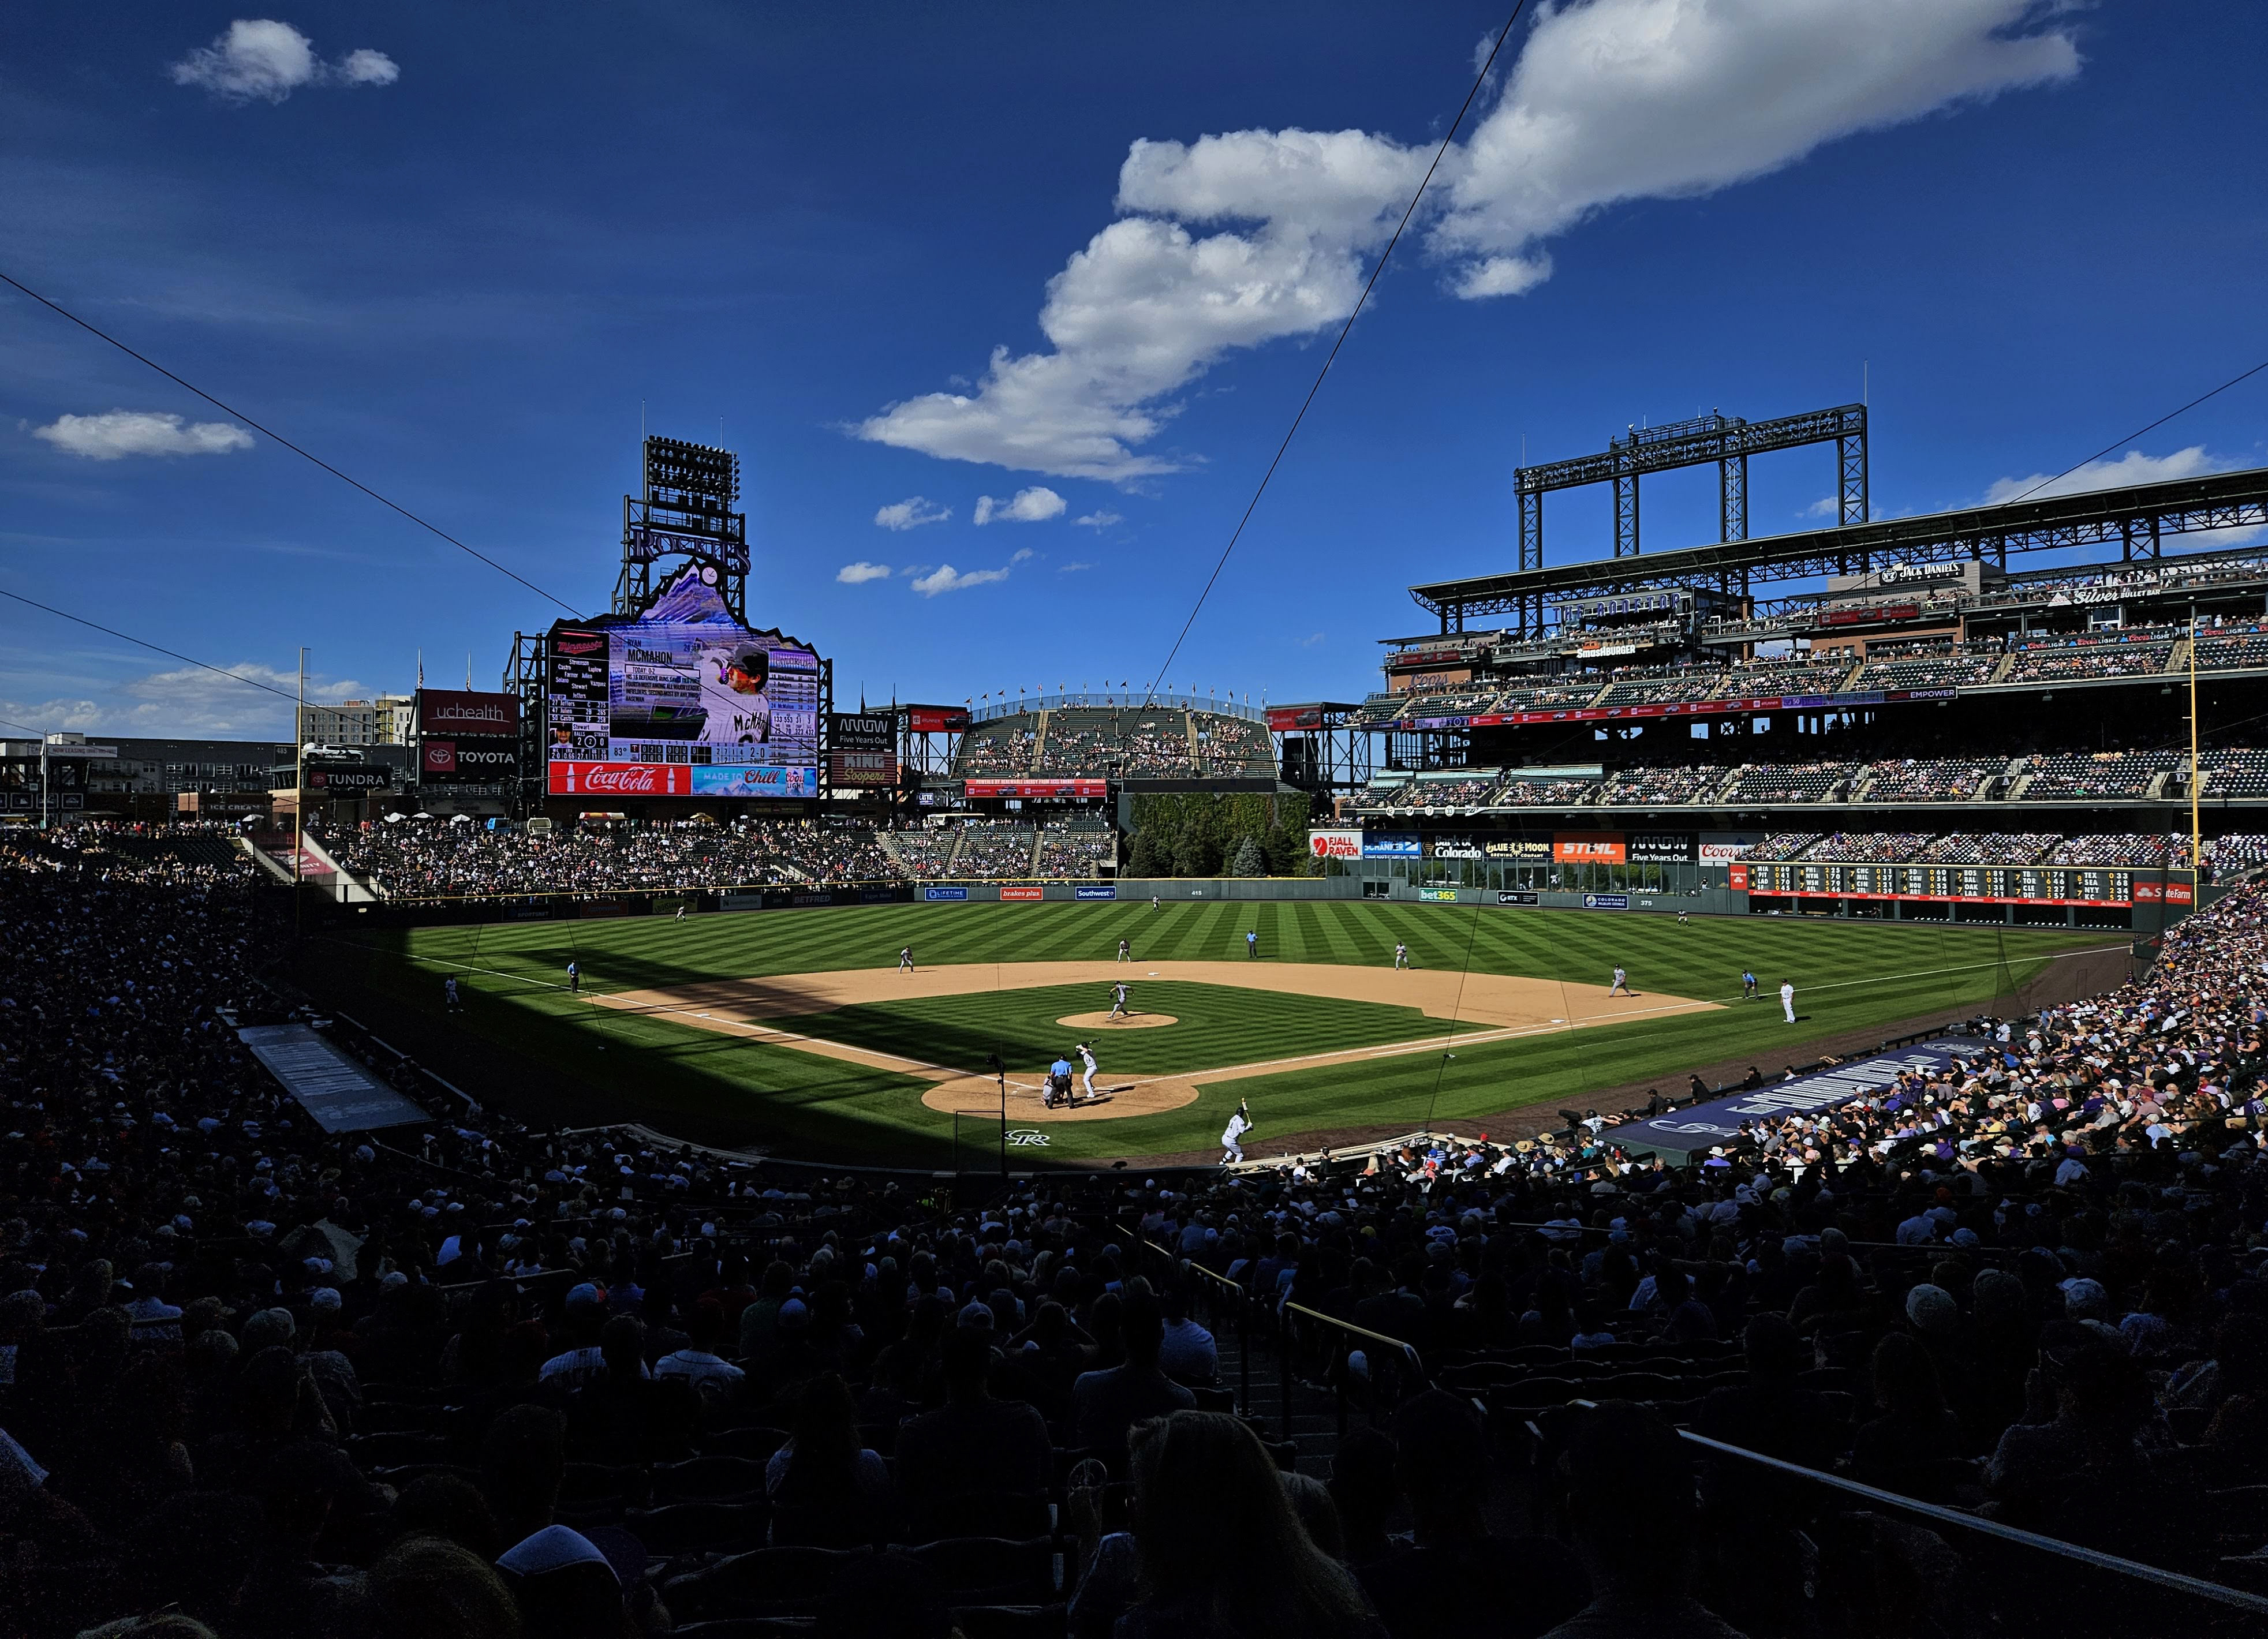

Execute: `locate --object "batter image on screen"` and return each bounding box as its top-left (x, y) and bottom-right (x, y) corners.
top-left (697, 642), bottom-right (773, 746)
top-left (595, 569), bottom-right (820, 766)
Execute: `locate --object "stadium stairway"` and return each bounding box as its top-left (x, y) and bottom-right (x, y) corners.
top-left (1212, 1315), bottom-right (1341, 1479)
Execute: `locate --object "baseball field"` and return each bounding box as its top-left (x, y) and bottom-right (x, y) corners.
top-left (318, 897), bottom-right (2116, 1166)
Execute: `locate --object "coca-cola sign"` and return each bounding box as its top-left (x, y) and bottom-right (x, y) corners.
top-left (548, 760), bottom-right (691, 796)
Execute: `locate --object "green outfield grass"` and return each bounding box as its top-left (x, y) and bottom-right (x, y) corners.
top-left (321, 900), bottom-right (2110, 1163)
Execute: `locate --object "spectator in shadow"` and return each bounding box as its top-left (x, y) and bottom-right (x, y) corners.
top-left (766, 1371), bottom-right (895, 1547)
top-left (1328, 1425), bottom-right (1402, 1567)
top-left (1157, 1286), bottom-right (1219, 1386)
top-left (1071, 1289), bottom-right (1195, 1470)
top-left (1849, 1332), bottom-right (1967, 1499)
top-left (482, 1404), bottom-right (568, 1553)
top-left (1544, 1404), bottom-right (1747, 1638)
top-left (1357, 1390), bottom-right (1587, 1639)
top-left (569, 1315), bottom-right (694, 1466)
top-left (359, 1533), bottom-right (525, 1639)
top-left (1117, 1410), bottom-right (1382, 1639)
top-left (815, 1548), bottom-right (952, 1639)
top-left (895, 1322), bottom-right (1051, 1531)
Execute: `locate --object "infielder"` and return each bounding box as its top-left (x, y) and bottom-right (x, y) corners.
top-left (898, 946), bottom-right (915, 973)
top-left (1109, 981), bottom-right (1130, 1020)
top-left (1393, 941), bottom-right (1409, 970)
top-left (1117, 937), bottom-right (1132, 963)
top-left (1220, 1099), bottom-right (1253, 1165)
top-left (1780, 978), bottom-right (1796, 1023)
top-left (1077, 1042), bottom-right (1099, 1099)
top-left (1609, 965), bottom-right (1632, 997)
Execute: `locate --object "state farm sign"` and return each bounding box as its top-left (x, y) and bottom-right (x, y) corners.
top-left (548, 761), bottom-right (692, 796)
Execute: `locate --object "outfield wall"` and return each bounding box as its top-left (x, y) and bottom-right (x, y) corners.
top-left (304, 872), bottom-right (2210, 932)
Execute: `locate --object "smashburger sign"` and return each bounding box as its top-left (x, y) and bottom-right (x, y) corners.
top-left (549, 761), bottom-right (692, 796)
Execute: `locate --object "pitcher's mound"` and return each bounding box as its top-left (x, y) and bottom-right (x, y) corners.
top-left (1055, 1011), bottom-right (1178, 1030)
top-left (922, 1072), bottom-right (1199, 1122)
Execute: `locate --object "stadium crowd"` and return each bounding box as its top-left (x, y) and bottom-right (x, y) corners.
top-left (328, 819), bottom-right (900, 899)
top-left (13, 829), bottom-right (2268, 1636)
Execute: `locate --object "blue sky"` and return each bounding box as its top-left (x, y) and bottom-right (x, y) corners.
top-left (2, 1), bottom-right (2264, 739)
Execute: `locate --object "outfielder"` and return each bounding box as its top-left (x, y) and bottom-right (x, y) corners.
top-left (1220, 1099), bottom-right (1253, 1165)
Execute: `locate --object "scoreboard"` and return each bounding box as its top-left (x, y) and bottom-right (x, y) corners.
top-left (1733, 860), bottom-right (2191, 907)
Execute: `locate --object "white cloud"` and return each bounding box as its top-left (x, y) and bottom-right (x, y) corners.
top-left (909, 563), bottom-right (1013, 597)
top-left (169, 20), bottom-right (399, 103)
top-left (1058, 561), bottom-right (1097, 573)
top-left (836, 561), bottom-right (893, 583)
top-left (33, 410), bottom-right (253, 461)
top-left (1802, 495), bottom-right (1840, 519)
top-left (337, 48), bottom-right (399, 87)
top-left (859, 1), bottom-right (2076, 481)
top-left (1010, 548), bottom-right (1034, 563)
top-left (973, 486), bottom-right (1067, 525)
top-left (873, 496), bottom-right (951, 530)
top-left (3, 661), bottom-right (369, 739)
top-left (1983, 446), bottom-right (2221, 506)
top-left (1301, 631), bottom-right (1327, 646)
top-left (1073, 511), bottom-right (1124, 529)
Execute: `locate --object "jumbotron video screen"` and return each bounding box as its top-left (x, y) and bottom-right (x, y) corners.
top-left (547, 566), bottom-right (821, 798)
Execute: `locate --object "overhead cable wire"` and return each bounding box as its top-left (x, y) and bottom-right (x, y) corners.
top-left (0, 268), bottom-right (580, 616)
top-left (1143, 3), bottom-right (1529, 703)
top-left (2005, 354), bottom-right (2268, 505)
top-left (0, 584), bottom-right (301, 703)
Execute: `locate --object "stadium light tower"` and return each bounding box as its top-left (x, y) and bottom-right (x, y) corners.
top-left (615, 436), bottom-right (749, 622)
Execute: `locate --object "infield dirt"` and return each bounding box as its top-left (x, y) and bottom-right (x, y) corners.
top-left (592, 960), bottom-right (1716, 1124)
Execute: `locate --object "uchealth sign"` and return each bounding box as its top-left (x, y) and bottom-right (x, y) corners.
top-left (1309, 829), bottom-right (1362, 860)
top-left (417, 688), bottom-right (518, 736)
top-left (548, 761), bottom-right (692, 796)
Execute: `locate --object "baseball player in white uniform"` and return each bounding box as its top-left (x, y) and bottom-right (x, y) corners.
top-left (1610, 965), bottom-right (1632, 997)
top-left (1109, 981), bottom-right (1130, 1020)
top-left (1077, 1042), bottom-right (1098, 1099)
top-left (1220, 1099), bottom-right (1252, 1165)
top-left (1393, 941), bottom-right (1409, 970)
top-left (1780, 979), bottom-right (1796, 1023)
